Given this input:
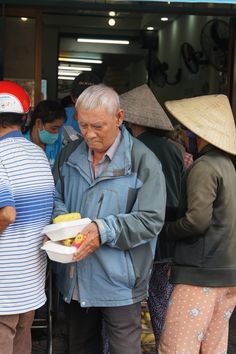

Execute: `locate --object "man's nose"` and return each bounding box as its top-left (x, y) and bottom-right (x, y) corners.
top-left (85, 127), bottom-right (97, 138)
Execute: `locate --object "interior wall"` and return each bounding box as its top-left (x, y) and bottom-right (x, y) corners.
top-left (4, 17), bottom-right (36, 105)
top-left (42, 26), bottom-right (58, 100)
top-left (150, 14), bottom-right (229, 104)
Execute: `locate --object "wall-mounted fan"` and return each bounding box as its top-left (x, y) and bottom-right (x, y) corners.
top-left (146, 50), bottom-right (181, 87)
top-left (181, 42), bottom-right (207, 74)
top-left (200, 19), bottom-right (229, 72)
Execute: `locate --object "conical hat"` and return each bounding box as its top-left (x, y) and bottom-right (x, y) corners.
top-left (120, 84), bottom-right (173, 131)
top-left (165, 94), bottom-right (236, 155)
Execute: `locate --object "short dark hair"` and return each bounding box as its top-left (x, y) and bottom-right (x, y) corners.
top-left (28, 100), bottom-right (66, 130)
top-left (71, 72), bottom-right (101, 100)
top-left (0, 112), bottom-right (26, 128)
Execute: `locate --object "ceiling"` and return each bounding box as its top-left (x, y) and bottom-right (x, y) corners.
top-left (34, 1), bottom-right (235, 94)
top-left (43, 7), bottom-right (178, 86)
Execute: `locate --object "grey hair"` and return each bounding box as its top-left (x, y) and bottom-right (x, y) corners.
top-left (75, 84), bottom-right (120, 116)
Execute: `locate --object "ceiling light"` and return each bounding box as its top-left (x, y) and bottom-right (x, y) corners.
top-left (21, 17), bottom-right (28, 22)
top-left (161, 17), bottom-right (169, 21)
top-left (58, 71), bottom-right (82, 76)
top-left (58, 76), bottom-right (75, 81)
top-left (58, 65), bottom-right (91, 71)
top-left (58, 57), bottom-right (103, 64)
top-left (77, 38), bottom-right (129, 45)
top-left (109, 11), bottom-right (116, 17)
top-left (108, 18), bottom-right (116, 27)
top-left (147, 27), bottom-right (154, 31)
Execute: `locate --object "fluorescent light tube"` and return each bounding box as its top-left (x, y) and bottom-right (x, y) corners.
top-left (58, 66), bottom-right (91, 71)
top-left (58, 76), bottom-right (75, 80)
top-left (58, 57), bottom-right (103, 64)
top-left (77, 38), bottom-right (129, 45)
top-left (58, 71), bottom-right (82, 76)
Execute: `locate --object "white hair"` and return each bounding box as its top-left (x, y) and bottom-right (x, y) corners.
top-left (75, 84), bottom-right (120, 116)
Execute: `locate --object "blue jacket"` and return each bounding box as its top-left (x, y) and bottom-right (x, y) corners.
top-left (53, 126), bottom-right (166, 307)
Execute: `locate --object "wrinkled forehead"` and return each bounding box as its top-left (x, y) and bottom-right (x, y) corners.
top-left (76, 105), bottom-right (118, 123)
top-left (77, 105), bottom-right (119, 118)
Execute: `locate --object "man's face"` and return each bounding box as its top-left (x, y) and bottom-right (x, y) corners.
top-left (76, 106), bottom-right (124, 154)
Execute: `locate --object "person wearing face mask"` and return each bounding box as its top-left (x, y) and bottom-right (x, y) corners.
top-left (23, 100), bottom-right (66, 168)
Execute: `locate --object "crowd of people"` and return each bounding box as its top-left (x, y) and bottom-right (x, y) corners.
top-left (0, 73), bottom-right (236, 354)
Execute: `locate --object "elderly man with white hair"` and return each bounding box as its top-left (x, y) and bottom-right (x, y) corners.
top-left (52, 84), bottom-right (166, 354)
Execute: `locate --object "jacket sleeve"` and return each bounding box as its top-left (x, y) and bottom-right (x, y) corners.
top-left (163, 159), bottom-right (218, 240)
top-left (95, 148), bottom-right (167, 250)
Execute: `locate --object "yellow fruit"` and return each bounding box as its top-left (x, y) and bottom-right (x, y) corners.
top-left (72, 234), bottom-right (86, 248)
top-left (53, 213), bottom-right (81, 224)
top-left (142, 333), bottom-right (155, 344)
top-left (141, 333), bottom-right (146, 341)
top-left (144, 312), bottom-right (151, 322)
top-left (61, 238), bottom-right (74, 247)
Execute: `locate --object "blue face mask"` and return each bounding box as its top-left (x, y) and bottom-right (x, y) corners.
top-left (39, 129), bottom-right (59, 145)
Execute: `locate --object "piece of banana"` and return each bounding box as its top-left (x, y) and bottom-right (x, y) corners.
top-left (61, 238), bottom-right (74, 247)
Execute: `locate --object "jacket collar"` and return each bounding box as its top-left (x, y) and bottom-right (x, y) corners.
top-left (67, 125), bottom-right (133, 179)
top-left (196, 144), bottom-right (220, 159)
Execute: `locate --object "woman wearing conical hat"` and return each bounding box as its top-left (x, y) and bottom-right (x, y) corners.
top-left (159, 94), bottom-right (236, 354)
top-left (120, 84), bottom-right (185, 351)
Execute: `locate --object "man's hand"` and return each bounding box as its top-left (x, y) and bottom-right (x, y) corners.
top-left (73, 222), bottom-right (101, 262)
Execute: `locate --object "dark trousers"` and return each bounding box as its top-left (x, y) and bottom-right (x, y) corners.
top-left (64, 300), bottom-right (142, 354)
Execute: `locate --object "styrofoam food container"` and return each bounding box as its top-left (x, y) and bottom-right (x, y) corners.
top-left (42, 217), bottom-right (91, 241)
top-left (41, 240), bottom-right (77, 263)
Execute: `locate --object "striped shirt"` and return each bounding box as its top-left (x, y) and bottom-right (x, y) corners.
top-left (0, 131), bottom-right (55, 314)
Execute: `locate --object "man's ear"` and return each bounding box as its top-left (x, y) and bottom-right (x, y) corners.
top-left (116, 109), bottom-right (124, 127)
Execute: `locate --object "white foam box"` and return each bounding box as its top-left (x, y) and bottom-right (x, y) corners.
top-left (41, 241), bottom-right (77, 263)
top-left (42, 217), bottom-right (91, 241)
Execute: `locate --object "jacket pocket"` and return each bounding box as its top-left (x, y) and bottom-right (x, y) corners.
top-left (124, 250), bottom-right (136, 288)
top-left (93, 247), bottom-right (136, 290)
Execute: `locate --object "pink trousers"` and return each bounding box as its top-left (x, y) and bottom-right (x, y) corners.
top-left (0, 310), bottom-right (35, 354)
top-left (159, 284), bottom-right (236, 354)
